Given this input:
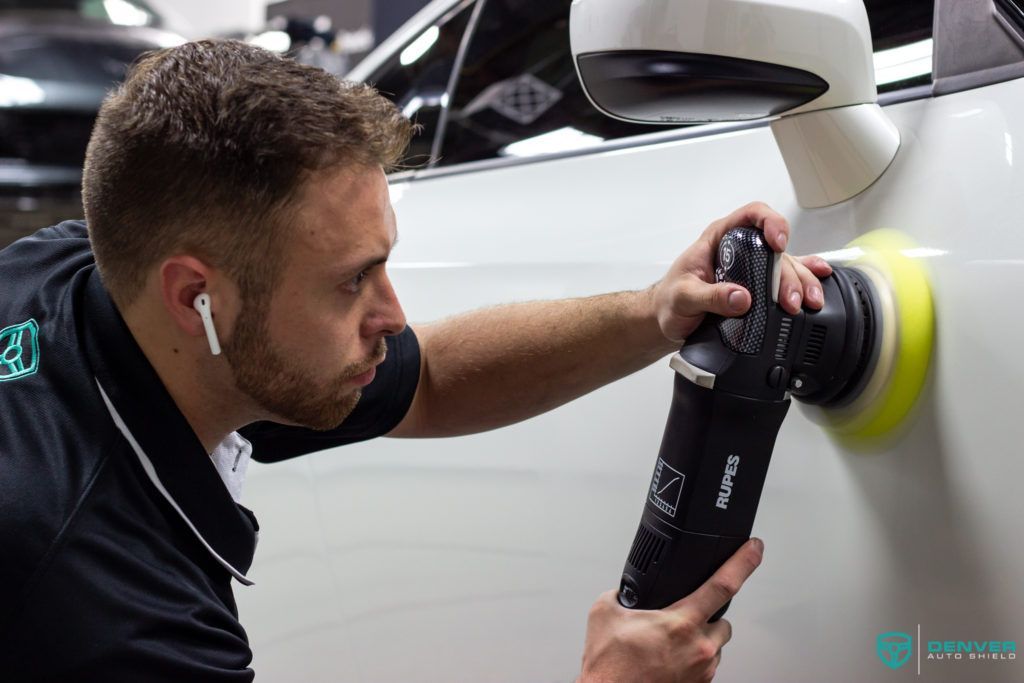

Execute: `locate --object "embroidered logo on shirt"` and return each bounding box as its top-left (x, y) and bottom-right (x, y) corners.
top-left (0, 319), bottom-right (40, 382)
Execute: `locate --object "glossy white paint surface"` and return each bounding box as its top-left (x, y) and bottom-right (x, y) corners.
top-left (771, 103), bottom-right (901, 207)
top-left (237, 17), bottom-right (1024, 683)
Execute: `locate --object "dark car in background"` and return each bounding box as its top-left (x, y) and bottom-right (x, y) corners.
top-left (0, 0), bottom-right (183, 246)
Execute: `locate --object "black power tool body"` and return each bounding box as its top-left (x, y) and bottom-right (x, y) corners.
top-left (619, 227), bottom-right (880, 618)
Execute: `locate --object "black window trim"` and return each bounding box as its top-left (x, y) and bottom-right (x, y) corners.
top-left (932, 0), bottom-right (1024, 95)
top-left (996, 0), bottom-right (1024, 32)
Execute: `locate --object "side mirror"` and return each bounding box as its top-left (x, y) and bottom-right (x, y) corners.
top-left (570, 0), bottom-right (900, 208)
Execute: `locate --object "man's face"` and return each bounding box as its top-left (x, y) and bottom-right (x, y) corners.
top-left (222, 165), bottom-right (406, 430)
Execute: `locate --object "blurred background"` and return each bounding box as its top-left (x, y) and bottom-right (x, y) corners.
top-left (0, 0), bottom-right (431, 247)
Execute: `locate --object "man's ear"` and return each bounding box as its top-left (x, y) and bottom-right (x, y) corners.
top-left (158, 256), bottom-right (233, 345)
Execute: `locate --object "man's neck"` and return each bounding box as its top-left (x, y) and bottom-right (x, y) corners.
top-left (121, 308), bottom-right (252, 454)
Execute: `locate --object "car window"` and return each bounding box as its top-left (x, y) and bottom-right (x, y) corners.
top-left (432, 0), bottom-right (935, 168)
top-left (435, 0), bottom-right (678, 167)
top-left (365, 0), bottom-right (476, 169)
top-left (867, 0), bottom-right (934, 93)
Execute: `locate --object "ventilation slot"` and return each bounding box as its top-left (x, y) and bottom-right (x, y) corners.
top-left (802, 325), bottom-right (828, 366)
top-left (850, 276), bottom-right (875, 384)
top-left (627, 524), bottom-right (666, 575)
top-left (775, 316), bottom-right (793, 360)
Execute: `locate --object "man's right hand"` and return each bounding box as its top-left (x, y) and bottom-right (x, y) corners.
top-left (577, 538), bottom-right (764, 683)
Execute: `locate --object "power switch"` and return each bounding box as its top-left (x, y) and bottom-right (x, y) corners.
top-left (767, 365), bottom-right (788, 389)
top-left (619, 578), bottom-right (640, 608)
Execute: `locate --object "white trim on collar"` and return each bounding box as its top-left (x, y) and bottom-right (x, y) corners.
top-left (95, 379), bottom-right (255, 587)
top-left (210, 432), bottom-right (252, 504)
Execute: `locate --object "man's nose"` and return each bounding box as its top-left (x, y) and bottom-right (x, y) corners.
top-left (363, 272), bottom-right (406, 338)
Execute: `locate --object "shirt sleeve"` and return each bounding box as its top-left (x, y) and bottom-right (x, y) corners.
top-left (242, 325), bottom-right (420, 462)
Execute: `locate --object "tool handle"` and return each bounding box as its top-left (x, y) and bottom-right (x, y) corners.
top-left (618, 372), bottom-right (788, 615)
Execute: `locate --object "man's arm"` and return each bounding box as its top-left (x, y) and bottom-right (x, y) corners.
top-left (390, 288), bottom-right (674, 438)
top-left (389, 202), bottom-right (831, 438)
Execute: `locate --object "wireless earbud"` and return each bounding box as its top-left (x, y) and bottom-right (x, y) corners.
top-left (192, 293), bottom-right (221, 356)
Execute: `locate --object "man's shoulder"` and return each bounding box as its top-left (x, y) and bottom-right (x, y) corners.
top-left (0, 219), bottom-right (96, 355)
top-left (31, 220), bottom-right (89, 240)
top-left (1, 219), bottom-right (94, 293)
top-left (2, 220), bottom-right (90, 253)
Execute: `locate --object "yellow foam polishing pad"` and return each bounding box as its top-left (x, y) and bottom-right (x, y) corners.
top-left (822, 229), bottom-right (935, 446)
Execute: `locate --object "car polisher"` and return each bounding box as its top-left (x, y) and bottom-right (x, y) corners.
top-left (618, 226), bottom-right (933, 616)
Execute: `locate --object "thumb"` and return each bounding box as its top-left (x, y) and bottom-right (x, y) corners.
top-left (693, 280), bottom-right (750, 318)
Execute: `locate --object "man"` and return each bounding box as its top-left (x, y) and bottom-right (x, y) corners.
top-left (0, 41), bottom-right (830, 681)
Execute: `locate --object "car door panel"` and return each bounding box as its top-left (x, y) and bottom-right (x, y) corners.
top-left (237, 10), bottom-right (1024, 683)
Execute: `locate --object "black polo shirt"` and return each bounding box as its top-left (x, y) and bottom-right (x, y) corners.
top-left (0, 221), bottom-right (420, 681)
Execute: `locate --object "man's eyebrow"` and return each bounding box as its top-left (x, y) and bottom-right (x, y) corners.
top-left (337, 234), bottom-right (399, 278)
top-left (350, 254), bottom-right (388, 275)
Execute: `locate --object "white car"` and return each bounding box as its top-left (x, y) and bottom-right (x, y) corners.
top-left (238, 1), bottom-right (1024, 681)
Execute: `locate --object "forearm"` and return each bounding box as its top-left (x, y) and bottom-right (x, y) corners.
top-left (394, 289), bottom-right (678, 438)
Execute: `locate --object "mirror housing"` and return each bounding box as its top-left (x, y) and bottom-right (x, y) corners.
top-left (570, 0), bottom-right (901, 208)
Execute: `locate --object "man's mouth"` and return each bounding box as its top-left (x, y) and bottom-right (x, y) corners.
top-left (350, 366), bottom-right (377, 387)
top-left (349, 348), bottom-right (386, 386)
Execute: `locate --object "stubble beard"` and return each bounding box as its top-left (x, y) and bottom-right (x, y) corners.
top-left (223, 298), bottom-right (386, 431)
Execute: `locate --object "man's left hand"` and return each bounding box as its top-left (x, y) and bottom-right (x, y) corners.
top-left (650, 201), bottom-right (833, 343)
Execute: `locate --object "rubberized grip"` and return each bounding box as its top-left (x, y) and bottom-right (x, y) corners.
top-left (716, 228), bottom-right (773, 355)
top-left (619, 375), bottom-right (789, 616)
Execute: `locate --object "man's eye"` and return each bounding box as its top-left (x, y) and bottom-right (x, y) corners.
top-left (345, 271), bottom-right (369, 292)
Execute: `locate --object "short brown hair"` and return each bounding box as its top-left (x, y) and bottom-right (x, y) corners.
top-left (83, 39), bottom-right (412, 306)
